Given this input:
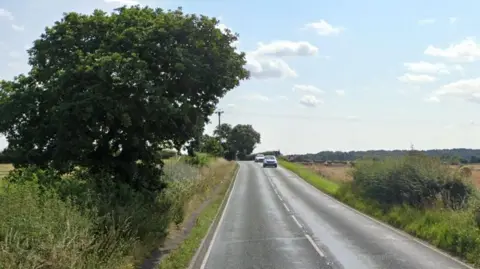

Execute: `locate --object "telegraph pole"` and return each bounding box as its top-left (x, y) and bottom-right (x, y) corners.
top-left (215, 110), bottom-right (224, 129)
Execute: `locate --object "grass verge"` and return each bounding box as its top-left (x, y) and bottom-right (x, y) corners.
top-left (0, 155), bottom-right (234, 269)
top-left (278, 160), bottom-right (339, 195)
top-left (278, 158), bottom-right (480, 267)
top-left (158, 163), bottom-right (238, 269)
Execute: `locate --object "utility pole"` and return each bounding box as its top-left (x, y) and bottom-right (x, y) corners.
top-left (215, 110), bottom-right (224, 129)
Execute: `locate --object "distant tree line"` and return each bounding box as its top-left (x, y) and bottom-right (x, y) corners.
top-left (286, 148), bottom-right (480, 164)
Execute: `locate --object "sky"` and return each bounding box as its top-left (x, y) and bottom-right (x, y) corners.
top-left (1, 0), bottom-right (480, 155)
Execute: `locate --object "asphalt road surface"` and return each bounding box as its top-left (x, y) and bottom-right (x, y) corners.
top-left (195, 161), bottom-right (475, 269)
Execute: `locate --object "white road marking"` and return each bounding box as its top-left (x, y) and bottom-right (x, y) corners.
top-left (305, 234), bottom-right (325, 257)
top-left (199, 164), bottom-right (241, 269)
top-left (266, 166), bottom-right (329, 262)
top-left (291, 215), bottom-right (303, 229)
top-left (282, 202), bottom-right (291, 212)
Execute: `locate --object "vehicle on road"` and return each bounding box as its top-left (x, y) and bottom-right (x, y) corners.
top-left (263, 155), bottom-right (278, 168)
top-left (254, 154), bottom-right (265, 163)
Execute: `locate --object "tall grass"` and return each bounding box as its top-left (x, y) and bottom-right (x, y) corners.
top-left (281, 155), bottom-right (480, 266)
top-left (0, 157), bottom-right (229, 269)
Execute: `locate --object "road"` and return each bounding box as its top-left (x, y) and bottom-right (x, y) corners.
top-left (194, 161), bottom-right (475, 269)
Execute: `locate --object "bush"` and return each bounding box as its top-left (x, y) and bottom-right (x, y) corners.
top-left (459, 165), bottom-right (473, 177)
top-left (184, 153), bottom-right (211, 167)
top-left (0, 180), bottom-right (133, 269)
top-left (351, 155), bottom-right (473, 209)
top-left (0, 159), bottom-right (213, 268)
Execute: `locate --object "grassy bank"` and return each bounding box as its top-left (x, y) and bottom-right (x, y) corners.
top-left (278, 157), bottom-right (480, 266)
top-left (0, 156), bottom-right (234, 269)
top-left (158, 162), bottom-right (238, 269)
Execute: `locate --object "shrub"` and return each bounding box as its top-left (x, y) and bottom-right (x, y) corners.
top-left (351, 155), bottom-right (473, 209)
top-left (184, 153), bottom-right (211, 167)
top-left (459, 165), bottom-right (473, 177)
top-left (0, 159), bottom-right (209, 268)
top-left (0, 180), bottom-right (133, 269)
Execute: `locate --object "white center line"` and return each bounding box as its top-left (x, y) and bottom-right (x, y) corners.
top-left (291, 215), bottom-right (303, 229)
top-left (282, 202), bottom-right (291, 212)
top-left (268, 168), bottom-right (328, 261)
top-left (305, 234), bottom-right (325, 257)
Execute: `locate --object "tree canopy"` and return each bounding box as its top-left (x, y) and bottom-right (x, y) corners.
top-left (208, 123), bottom-right (260, 160)
top-left (0, 6), bottom-right (249, 191)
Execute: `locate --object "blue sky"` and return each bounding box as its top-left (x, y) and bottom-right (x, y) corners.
top-left (2, 0), bottom-right (480, 154)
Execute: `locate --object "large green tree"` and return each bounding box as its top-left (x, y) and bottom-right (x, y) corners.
top-left (213, 123), bottom-right (260, 160)
top-left (213, 123), bottom-right (232, 142)
top-left (228, 124), bottom-right (261, 159)
top-left (0, 6), bottom-right (249, 191)
top-left (199, 134), bottom-right (224, 157)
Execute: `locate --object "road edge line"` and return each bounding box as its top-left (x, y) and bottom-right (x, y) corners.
top-left (187, 162), bottom-right (240, 269)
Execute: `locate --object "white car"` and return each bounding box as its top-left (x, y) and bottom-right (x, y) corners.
top-left (254, 154), bottom-right (265, 163)
top-left (263, 155), bottom-right (278, 168)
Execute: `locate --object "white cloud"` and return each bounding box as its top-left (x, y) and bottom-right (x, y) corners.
top-left (335, 90), bottom-right (346, 96)
top-left (226, 103), bottom-right (236, 108)
top-left (424, 37), bottom-right (480, 62)
top-left (242, 93), bottom-right (269, 102)
top-left (293, 84), bottom-right (324, 95)
top-left (304, 20), bottom-right (344, 36)
top-left (245, 54), bottom-right (297, 79)
top-left (433, 77), bottom-right (480, 103)
top-left (0, 8), bottom-right (14, 20)
top-left (252, 40), bottom-right (318, 57)
top-left (398, 73), bottom-right (436, 83)
top-left (449, 17), bottom-right (457, 24)
top-left (403, 61), bottom-right (449, 74)
top-left (299, 95), bottom-right (322, 107)
top-left (452, 64), bottom-right (464, 71)
top-left (418, 18), bottom-right (436, 25)
top-left (244, 39), bottom-right (319, 79)
top-left (11, 24), bottom-right (24, 31)
top-left (424, 96), bottom-right (440, 103)
top-left (104, 0), bottom-right (140, 4)
top-left (278, 95), bottom-right (288, 100)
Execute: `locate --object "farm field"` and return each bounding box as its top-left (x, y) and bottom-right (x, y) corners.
top-left (302, 162), bottom-right (480, 188)
top-left (0, 164), bottom-right (13, 179)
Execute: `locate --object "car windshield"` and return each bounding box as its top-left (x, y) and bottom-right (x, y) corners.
top-left (257, 154), bottom-right (264, 157)
top-left (265, 155), bottom-right (275, 160)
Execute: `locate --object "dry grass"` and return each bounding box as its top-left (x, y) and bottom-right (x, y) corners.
top-left (168, 160), bottom-right (235, 237)
top-left (304, 163), bottom-right (353, 182)
top-left (0, 163), bottom-right (13, 179)
top-left (303, 162), bottom-right (480, 188)
top-left (449, 164), bottom-right (480, 188)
